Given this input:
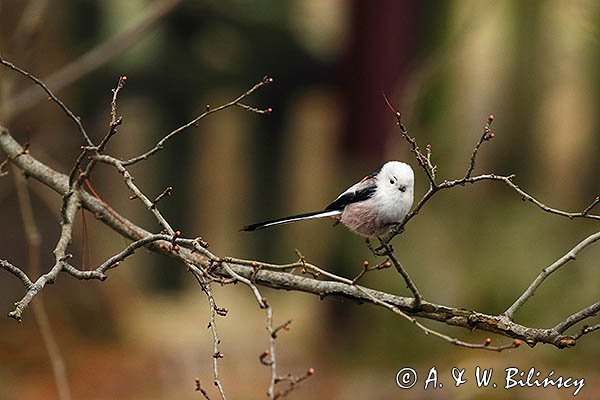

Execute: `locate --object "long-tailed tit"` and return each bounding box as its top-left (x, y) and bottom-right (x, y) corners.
top-left (242, 161), bottom-right (414, 237)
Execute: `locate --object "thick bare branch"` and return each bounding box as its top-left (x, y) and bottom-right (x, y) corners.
top-left (13, 169), bottom-right (72, 400)
top-left (232, 261), bottom-right (582, 348)
top-left (6, 189), bottom-right (80, 321)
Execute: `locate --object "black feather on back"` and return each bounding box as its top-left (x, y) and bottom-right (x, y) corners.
top-left (325, 185), bottom-right (377, 211)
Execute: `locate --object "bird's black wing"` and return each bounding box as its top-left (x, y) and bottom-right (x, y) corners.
top-left (325, 184), bottom-right (377, 211)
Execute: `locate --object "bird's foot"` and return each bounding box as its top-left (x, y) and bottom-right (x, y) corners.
top-left (365, 238), bottom-right (391, 256)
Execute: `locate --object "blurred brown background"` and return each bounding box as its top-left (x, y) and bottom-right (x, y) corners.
top-left (0, 0), bottom-right (599, 399)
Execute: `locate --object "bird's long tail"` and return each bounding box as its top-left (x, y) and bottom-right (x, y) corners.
top-left (242, 210), bottom-right (342, 232)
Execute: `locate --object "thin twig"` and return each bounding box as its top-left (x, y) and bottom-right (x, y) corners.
top-left (272, 368), bottom-right (315, 400)
top-left (271, 319), bottom-right (292, 339)
top-left (383, 93), bottom-right (436, 187)
top-left (384, 173), bottom-right (600, 246)
top-left (351, 259), bottom-right (392, 285)
top-left (573, 324), bottom-right (600, 340)
top-left (0, 56), bottom-right (97, 189)
top-left (0, 57), bottom-right (94, 147)
top-left (194, 272), bottom-right (228, 400)
top-left (266, 306), bottom-right (278, 399)
top-left (122, 76), bottom-right (273, 166)
top-left (442, 174), bottom-right (600, 221)
top-left (380, 107), bottom-right (599, 247)
top-left (263, 310), bottom-right (313, 399)
top-left (151, 186), bottom-right (173, 209)
top-left (195, 378), bottom-right (212, 400)
top-left (353, 283), bottom-right (522, 352)
top-left (81, 75), bottom-right (127, 180)
top-left (234, 102), bottom-right (272, 114)
top-left (94, 233), bottom-right (172, 274)
top-left (386, 250), bottom-right (422, 309)
top-left (553, 301), bottom-right (600, 334)
top-left (220, 260), bottom-right (267, 309)
top-left (503, 231), bottom-right (600, 319)
top-left (368, 240), bottom-right (422, 308)
top-left (94, 154), bottom-right (175, 234)
top-left (582, 196), bottom-right (600, 215)
top-left (1, 259), bottom-right (34, 288)
top-left (464, 115), bottom-right (495, 179)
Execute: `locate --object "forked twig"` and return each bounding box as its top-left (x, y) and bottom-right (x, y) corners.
top-left (122, 76), bottom-right (273, 166)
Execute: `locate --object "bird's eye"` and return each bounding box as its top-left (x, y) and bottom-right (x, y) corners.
top-left (399, 185), bottom-right (406, 192)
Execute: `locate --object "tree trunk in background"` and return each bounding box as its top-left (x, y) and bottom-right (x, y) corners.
top-left (339, 0), bottom-right (422, 163)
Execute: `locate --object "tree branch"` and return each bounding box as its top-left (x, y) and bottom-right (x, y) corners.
top-left (1, 65), bottom-right (599, 357)
top-left (121, 76), bottom-right (273, 166)
top-left (1, 259), bottom-right (34, 289)
top-left (13, 168), bottom-right (72, 400)
top-left (378, 105), bottom-right (599, 246)
top-left (5, 188), bottom-right (80, 321)
top-left (504, 231), bottom-right (600, 319)
top-left (0, 57), bottom-right (93, 147)
top-left (553, 301), bottom-right (600, 334)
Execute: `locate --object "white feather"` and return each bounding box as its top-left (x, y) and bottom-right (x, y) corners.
top-left (259, 210), bottom-right (342, 228)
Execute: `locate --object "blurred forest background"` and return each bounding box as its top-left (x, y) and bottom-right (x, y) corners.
top-left (0, 0), bottom-right (599, 399)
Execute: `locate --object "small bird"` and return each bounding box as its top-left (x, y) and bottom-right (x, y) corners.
top-left (242, 161), bottom-right (414, 237)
